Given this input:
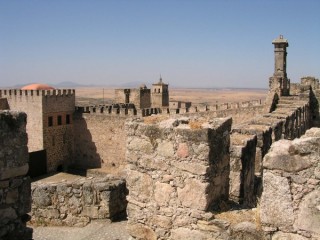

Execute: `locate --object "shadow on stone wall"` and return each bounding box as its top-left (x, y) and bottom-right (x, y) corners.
top-left (310, 89), bottom-right (320, 127)
top-left (28, 150), bottom-right (47, 178)
top-left (72, 113), bottom-right (102, 174)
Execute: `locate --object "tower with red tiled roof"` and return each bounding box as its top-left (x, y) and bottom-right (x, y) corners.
top-left (0, 84), bottom-right (75, 174)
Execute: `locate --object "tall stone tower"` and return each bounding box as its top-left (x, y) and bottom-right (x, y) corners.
top-left (270, 35), bottom-right (290, 96)
top-left (151, 76), bottom-right (169, 108)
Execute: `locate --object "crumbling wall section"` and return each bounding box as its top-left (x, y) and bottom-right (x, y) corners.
top-left (260, 128), bottom-right (320, 239)
top-left (125, 117), bottom-right (232, 239)
top-left (0, 111), bottom-right (32, 240)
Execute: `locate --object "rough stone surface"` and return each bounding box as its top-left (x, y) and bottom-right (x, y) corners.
top-left (295, 190), bottom-right (320, 235)
top-left (260, 128), bottom-right (320, 239)
top-left (125, 117), bottom-right (232, 239)
top-left (230, 221), bottom-right (263, 240)
top-left (272, 232), bottom-right (309, 240)
top-left (31, 174), bottom-right (127, 227)
top-left (0, 111), bottom-right (32, 240)
top-left (73, 114), bottom-right (127, 175)
top-left (260, 171), bottom-right (294, 229)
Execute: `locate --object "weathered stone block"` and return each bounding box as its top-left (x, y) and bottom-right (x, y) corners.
top-left (32, 186), bottom-right (52, 207)
top-left (264, 140), bottom-right (313, 172)
top-left (294, 190), bottom-right (320, 234)
top-left (154, 182), bottom-right (174, 207)
top-left (260, 171), bottom-right (294, 229)
top-left (170, 227), bottom-right (210, 240)
top-left (126, 170), bottom-right (153, 202)
top-left (82, 206), bottom-right (99, 219)
top-left (177, 178), bottom-right (209, 210)
top-left (126, 223), bottom-right (157, 240)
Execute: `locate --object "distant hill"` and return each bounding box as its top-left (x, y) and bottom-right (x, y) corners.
top-left (52, 81), bottom-right (95, 88)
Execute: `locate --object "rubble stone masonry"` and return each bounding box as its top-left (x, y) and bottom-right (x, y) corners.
top-left (31, 174), bottom-right (127, 227)
top-left (125, 117), bottom-right (232, 239)
top-left (0, 111), bottom-right (32, 240)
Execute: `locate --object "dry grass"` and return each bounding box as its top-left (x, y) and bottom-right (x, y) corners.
top-left (215, 208), bottom-right (257, 225)
top-left (189, 119), bottom-right (206, 129)
top-left (143, 115), bottom-right (169, 124)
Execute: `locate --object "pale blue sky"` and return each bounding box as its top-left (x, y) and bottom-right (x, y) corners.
top-left (0, 0), bottom-right (319, 88)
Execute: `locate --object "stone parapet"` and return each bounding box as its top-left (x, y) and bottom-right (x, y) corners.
top-left (125, 116), bottom-right (232, 239)
top-left (232, 124), bottom-right (272, 176)
top-left (249, 116), bottom-right (284, 142)
top-left (0, 111), bottom-right (29, 180)
top-left (260, 128), bottom-right (320, 239)
top-left (0, 111), bottom-right (32, 240)
top-left (0, 89), bottom-right (75, 97)
top-left (31, 174), bottom-right (127, 227)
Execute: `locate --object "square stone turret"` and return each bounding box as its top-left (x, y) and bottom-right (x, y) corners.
top-left (265, 35), bottom-right (290, 113)
top-left (270, 35), bottom-right (290, 96)
top-left (151, 76), bottom-right (169, 108)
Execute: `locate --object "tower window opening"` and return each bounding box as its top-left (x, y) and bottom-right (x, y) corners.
top-left (58, 115), bottom-right (62, 125)
top-left (66, 114), bottom-right (70, 124)
top-left (48, 116), bottom-right (53, 127)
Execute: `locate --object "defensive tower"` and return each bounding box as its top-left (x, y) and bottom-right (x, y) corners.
top-left (270, 35), bottom-right (290, 96)
top-left (151, 76), bottom-right (169, 108)
top-left (0, 87), bottom-right (75, 173)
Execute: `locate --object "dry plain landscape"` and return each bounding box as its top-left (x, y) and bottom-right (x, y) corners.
top-left (75, 87), bottom-right (268, 106)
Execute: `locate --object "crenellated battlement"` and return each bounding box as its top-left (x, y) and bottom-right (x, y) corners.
top-left (75, 98), bottom-right (265, 117)
top-left (0, 89), bottom-right (75, 98)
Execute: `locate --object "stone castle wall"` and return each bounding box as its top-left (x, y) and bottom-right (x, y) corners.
top-left (0, 111), bottom-right (32, 240)
top-left (72, 99), bottom-right (264, 176)
top-left (186, 104), bottom-right (265, 125)
top-left (31, 175), bottom-right (127, 227)
top-left (125, 117), bottom-right (232, 239)
top-left (73, 113), bottom-right (127, 175)
top-left (0, 89), bottom-right (75, 173)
